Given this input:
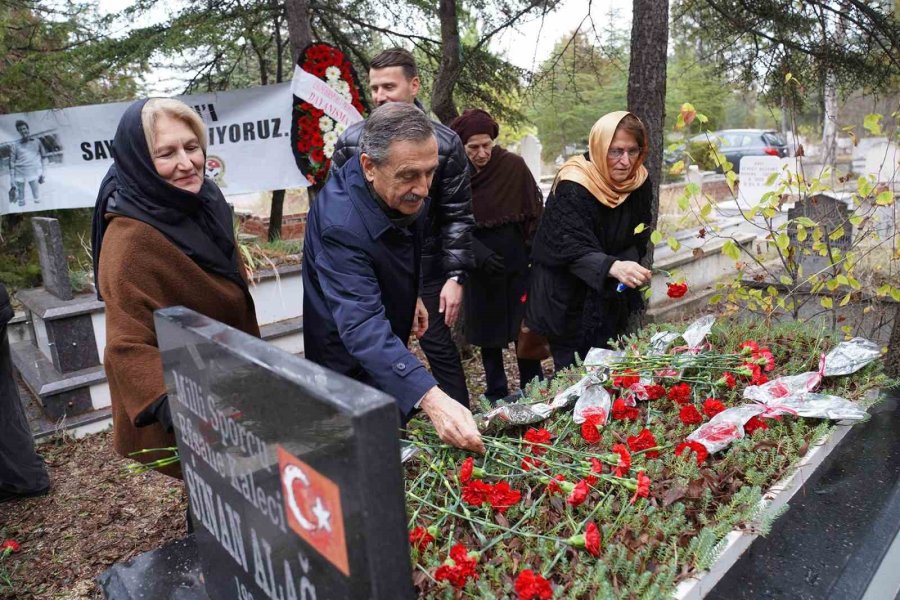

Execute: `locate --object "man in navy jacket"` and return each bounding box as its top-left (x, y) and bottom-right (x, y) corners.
top-left (303, 103), bottom-right (483, 452)
top-left (332, 48), bottom-right (474, 407)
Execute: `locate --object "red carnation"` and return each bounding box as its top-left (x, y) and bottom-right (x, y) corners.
top-left (612, 370), bottom-right (640, 389)
top-left (716, 372), bottom-right (737, 389)
top-left (612, 443), bottom-right (632, 476)
top-left (546, 474), bottom-right (567, 495)
top-left (739, 340), bottom-right (760, 354)
top-left (459, 457), bottom-right (474, 482)
top-left (580, 410), bottom-right (605, 444)
top-left (585, 522), bottom-right (602, 556)
top-left (745, 362), bottom-right (769, 385)
top-left (744, 416), bottom-right (769, 435)
top-left (1, 540), bottom-right (20, 554)
top-left (515, 569), bottom-right (553, 600)
top-left (612, 397), bottom-right (640, 421)
top-left (630, 471), bottom-right (652, 504)
top-left (461, 480), bottom-right (492, 506)
top-left (703, 398), bottom-right (726, 418)
top-left (434, 543), bottom-right (478, 589)
top-left (590, 458), bottom-right (604, 474)
top-left (667, 281), bottom-right (688, 298)
top-left (626, 428), bottom-right (659, 458)
top-left (566, 479), bottom-right (590, 507)
top-left (667, 383), bottom-right (693, 405)
top-left (488, 481), bottom-right (522, 513)
top-left (310, 148), bottom-right (325, 164)
top-left (759, 347), bottom-right (776, 372)
top-left (524, 428), bottom-right (552, 455)
top-left (679, 404), bottom-right (704, 425)
top-left (645, 383), bottom-right (667, 400)
top-left (409, 526), bottom-right (434, 552)
top-left (675, 440), bottom-right (709, 465)
top-left (521, 456), bottom-right (544, 471)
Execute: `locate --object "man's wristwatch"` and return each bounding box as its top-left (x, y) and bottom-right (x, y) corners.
top-left (448, 273), bottom-right (467, 285)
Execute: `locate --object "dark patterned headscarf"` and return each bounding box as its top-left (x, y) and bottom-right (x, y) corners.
top-left (91, 99), bottom-right (246, 300)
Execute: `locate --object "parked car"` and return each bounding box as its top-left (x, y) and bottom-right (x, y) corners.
top-left (665, 129), bottom-right (789, 174)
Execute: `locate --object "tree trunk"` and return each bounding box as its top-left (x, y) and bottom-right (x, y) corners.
top-left (284, 0), bottom-right (312, 65)
top-left (821, 3), bottom-right (846, 170)
top-left (268, 189), bottom-right (286, 241)
top-left (431, 0), bottom-right (461, 125)
top-left (821, 70), bottom-right (839, 168)
top-left (627, 0), bottom-right (669, 329)
top-left (272, 0), bottom-right (310, 241)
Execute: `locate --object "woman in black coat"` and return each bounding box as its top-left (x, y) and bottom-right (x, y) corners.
top-left (450, 109), bottom-right (544, 402)
top-left (526, 111), bottom-right (653, 371)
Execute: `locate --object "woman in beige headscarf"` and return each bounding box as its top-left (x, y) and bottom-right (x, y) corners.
top-left (525, 111), bottom-right (654, 371)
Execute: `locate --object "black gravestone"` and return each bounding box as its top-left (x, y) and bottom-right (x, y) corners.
top-left (155, 306), bottom-right (413, 600)
top-left (787, 194), bottom-right (852, 275)
top-left (30, 217), bottom-right (73, 300)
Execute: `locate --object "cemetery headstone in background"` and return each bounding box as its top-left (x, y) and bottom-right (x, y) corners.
top-left (99, 306), bottom-right (413, 599)
top-left (9, 217), bottom-right (108, 431)
top-left (518, 134), bottom-right (542, 183)
top-left (736, 156), bottom-right (787, 209)
top-left (30, 217), bottom-right (73, 300)
top-left (787, 193), bottom-right (852, 276)
top-left (864, 141), bottom-right (899, 188)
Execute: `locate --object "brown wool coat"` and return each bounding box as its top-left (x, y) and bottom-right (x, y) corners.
top-left (99, 216), bottom-right (260, 477)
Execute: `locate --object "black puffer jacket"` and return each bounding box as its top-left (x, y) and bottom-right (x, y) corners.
top-left (332, 100), bottom-right (475, 282)
top-left (0, 284), bottom-right (12, 327)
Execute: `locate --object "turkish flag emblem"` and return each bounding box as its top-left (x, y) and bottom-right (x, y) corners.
top-left (277, 446), bottom-right (349, 576)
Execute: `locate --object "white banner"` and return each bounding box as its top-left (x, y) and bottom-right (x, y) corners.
top-left (290, 66), bottom-right (364, 127)
top-left (0, 82), bottom-right (308, 215)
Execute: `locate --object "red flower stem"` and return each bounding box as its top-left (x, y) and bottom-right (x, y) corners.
top-left (631, 444), bottom-right (671, 457)
top-left (422, 451), bottom-right (488, 545)
top-left (547, 493), bottom-right (613, 573)
top-left (407, 464), bottom-right (441, 525)
top-left (405, 491), bottom-right (564, 543)
top-left (479, 490), bottom-right (556, 554)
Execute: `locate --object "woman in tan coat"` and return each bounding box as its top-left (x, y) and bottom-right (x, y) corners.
top-left (91, 98), bottom-right (259, 477)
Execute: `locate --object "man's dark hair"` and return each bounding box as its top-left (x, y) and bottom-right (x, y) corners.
top-left (369, 48), bottom-right (418, 80)
top-left (15, 120), bottom-right (28, 129)
top-left (360, 103), bottom-right (434, 166)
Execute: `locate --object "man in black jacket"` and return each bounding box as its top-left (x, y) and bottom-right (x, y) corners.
top-left (332, 48), bottom-right (475, 406)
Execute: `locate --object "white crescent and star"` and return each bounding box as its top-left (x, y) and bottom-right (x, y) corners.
top-left (283, 464), bottom-right (332, 533)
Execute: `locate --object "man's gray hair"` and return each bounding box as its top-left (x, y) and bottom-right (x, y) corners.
top-left (359, 103), bottom-right (435, 165)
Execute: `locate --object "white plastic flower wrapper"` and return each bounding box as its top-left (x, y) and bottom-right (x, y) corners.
top-left (743, 371), bottom-right (823, 403)
top-left (582, 347), bottom-right (624, 382)
top-left (823, 338), bottom-right (882, 377)
top-left (478, 371), bottom-right (595, 432)
top-left (681, 314), bottom-right (716, 350)
top-left (477, 401), bottom-right (554, 431)
top-left (552, 374), bottom-right (591, 409)
top-left (760, 392), bottom-right (868, 422)
top-left (572, 380), bottom-right (612, 425)
top-left (743, 355), bottom-right (825, 403)
top-left (687, 404), bottom-right (765, 454)
top-left (650, 331), bottom-right (681, 355)
top-left (654, 315), bottom-right (716, 379)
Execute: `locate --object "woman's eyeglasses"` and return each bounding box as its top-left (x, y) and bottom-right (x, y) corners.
top-left (608, 148), bottom-right (642, 160)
